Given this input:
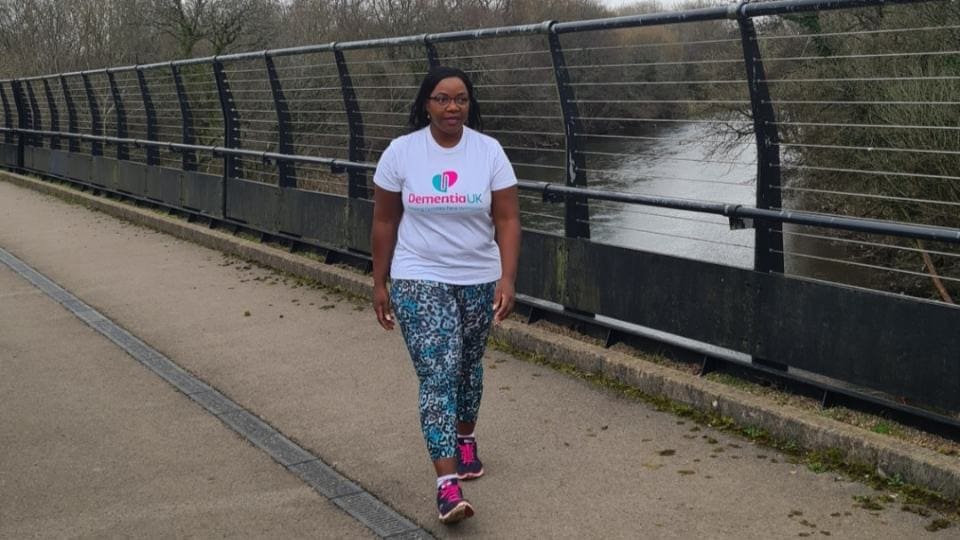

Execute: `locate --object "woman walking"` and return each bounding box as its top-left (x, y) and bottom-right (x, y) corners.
top-left (371, 65), bottom-right (521, 524)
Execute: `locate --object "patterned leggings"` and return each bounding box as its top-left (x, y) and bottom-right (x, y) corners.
top-left (390, 279), bottom-right (496, 461)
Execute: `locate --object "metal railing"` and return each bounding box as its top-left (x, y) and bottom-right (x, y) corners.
top-left (1, 0), bottom-right (959, 428)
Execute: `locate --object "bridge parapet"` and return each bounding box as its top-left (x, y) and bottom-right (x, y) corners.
top-left (1, 0), bottom-right (959, 428)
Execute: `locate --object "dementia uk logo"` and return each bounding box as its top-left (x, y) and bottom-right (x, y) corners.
top-left (407, 170), bottom-right (483, 210)
top-left (433, 170), bottom-right (458, 193)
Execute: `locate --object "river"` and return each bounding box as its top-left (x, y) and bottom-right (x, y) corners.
top-left (516, 122), bottom-right (860, 283)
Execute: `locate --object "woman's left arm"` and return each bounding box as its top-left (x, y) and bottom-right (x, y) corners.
top-left (491, 186), bottom-right (521, 323)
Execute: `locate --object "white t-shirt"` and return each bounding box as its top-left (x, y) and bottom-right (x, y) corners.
top-left (373, 126), bottom-right (518, 285)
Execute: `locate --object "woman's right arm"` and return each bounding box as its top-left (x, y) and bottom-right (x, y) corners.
top-left (372, 186), bottom-right (403, 330)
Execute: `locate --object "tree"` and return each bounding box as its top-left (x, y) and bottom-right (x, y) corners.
top-left (145, 0), bottom-right (280, 58)
top-left (0, 0), bottom-right (159, 76)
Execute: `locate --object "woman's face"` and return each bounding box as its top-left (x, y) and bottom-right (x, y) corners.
top-left (426, 76), bottom-right (469, 138)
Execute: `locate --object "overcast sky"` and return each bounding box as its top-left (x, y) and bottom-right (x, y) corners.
top-left (597, 0), bottom-right (689, 10)
top-left (598, 0), bottom-right (639, 8)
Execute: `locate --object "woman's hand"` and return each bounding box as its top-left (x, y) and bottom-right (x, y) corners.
top-left (493, 279), bottom-right (515, 324)
top-left (491, 186), bottom-right (520, 325)
top-left (372, 186), bottom-right (402, 331)
top-left (374, 283), bottom-right (395, 330)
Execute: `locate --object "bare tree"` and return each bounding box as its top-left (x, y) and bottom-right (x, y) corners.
top-left (275, 0), bottom-right (339, 46)
top-left (145, 0), bottom-right (280, 58)
top-left (207, 0), bottom-right (280, 54)
top-left (0, 0), bottom-right (160, 75)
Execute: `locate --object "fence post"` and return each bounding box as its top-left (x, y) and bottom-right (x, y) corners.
top-left (425, 38), bottom-right (440, 69)
top-left (10, 80), bottom-right (27, 169)
top-left (170, 65), bottom-right (197, 171)
top-left (107, 72), bottom-right (129, 161)
top-left (60, 76), bottom-right (80, 152)
top-left (264, 53), bottom-right (296, 188)
top-left (136, 69), bottom-right (159, 166)
top-left (0, 84), bottom-right (13, 144)
top-left (213, 60), bottom-right (241, 180)
top-left (81, 73), bottom-right (103, 156)
top-left (547, 25), bottom-right (590, 240)
top-left (737, 15), bottom-right (784, 274)
top-left (213, 59), bottom-right (241, 219)
top-left (736, 12), bottom-right (788, 372)
top-left (41, 79), bottom-right (60, 150)
top-left (333, 47), bottom-right (367, 199)
top-left (25, 81), bottom-right (43, 147)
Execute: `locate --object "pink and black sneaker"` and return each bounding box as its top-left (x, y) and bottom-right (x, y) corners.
top-left (437, 478), bottom-right (474, 524)
top-left (456, 436), bottom-right (484, 480)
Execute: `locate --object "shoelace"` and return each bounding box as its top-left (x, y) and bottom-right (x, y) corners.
top-left (459, 440), bottom-right (476, 464)
top-left (439, 482), bottom-right (461, 503)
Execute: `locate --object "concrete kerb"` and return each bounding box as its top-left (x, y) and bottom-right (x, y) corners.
top-left (494, 322), bottom-right (960, 499)
top-left (5, 170), bottom-right (959, 501)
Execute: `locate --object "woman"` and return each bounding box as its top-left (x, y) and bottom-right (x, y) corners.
top-left (371, 65), bottom-right (521, 524)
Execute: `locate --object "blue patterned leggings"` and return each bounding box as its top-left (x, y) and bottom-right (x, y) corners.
top-left (390, 279), bottom-right (496, 461)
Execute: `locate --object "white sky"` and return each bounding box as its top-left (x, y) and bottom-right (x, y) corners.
top-left (597, 0), bottom-right (692, 10)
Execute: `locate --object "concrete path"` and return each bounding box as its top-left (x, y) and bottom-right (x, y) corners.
top-left (0, 179), bottom-right (950, 538)
top-left (0, 244), bottom-right (373, 538)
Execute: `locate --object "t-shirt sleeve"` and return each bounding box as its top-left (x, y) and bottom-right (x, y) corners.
top-left (373, 140), bottom-right (402, 192)
top-left (490, 141), bottom-right (518, 191)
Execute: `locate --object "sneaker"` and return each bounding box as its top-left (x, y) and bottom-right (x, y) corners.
top-left (437, 479), bottom-right (474, 524)
top-left (456, 437), bottom-right (484, 480)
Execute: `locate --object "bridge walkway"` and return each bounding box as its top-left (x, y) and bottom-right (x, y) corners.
top-left (0, 180), bottom-right (943, 538)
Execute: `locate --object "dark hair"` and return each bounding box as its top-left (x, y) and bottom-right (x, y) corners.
top-left (407, 66), bottom-right (483, 133)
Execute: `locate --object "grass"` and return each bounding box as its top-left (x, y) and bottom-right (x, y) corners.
top-left (699, 363), bottom-right (957, 457)
top-left (872, 421), bottom-right (897, 436)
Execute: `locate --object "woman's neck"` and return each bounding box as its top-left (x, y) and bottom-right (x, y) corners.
top-left (429, 124), bottom-right (463, 148)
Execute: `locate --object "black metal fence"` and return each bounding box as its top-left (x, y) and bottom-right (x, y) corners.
top-left (2, 0), bottom-right (959, 421)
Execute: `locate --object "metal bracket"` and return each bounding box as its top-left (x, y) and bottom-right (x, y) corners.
top-left (334, 49), bottom-right (367, 199)
top-left (24, 81), bottom-right (43, 147)
top-left (59, 76), bottom-right (80, 152)
top-left (604, 328), bottom-right (621, 349)
top-left (41, 79), bottom-right (60, 150)
top-left (264, 54), bottom-right (296, 188)
top-left (170, 64), bottom-right (197, 171)
top-left (526, 305), bottom-right (545, 325)
top-left (726, 0), bottom-right (750, 19)
top-left (729, 215), bottom-right (753, 230)
top-left (136, 69), bottom-right (159, 166)
top-left (737, 16), bottom-right (784, 273)
top-left (698, 356), bottom-right (718, 377)
top-left (547, 24), bottom-right (590, 240)
top-left (80, 73), bottom-right (103, 156)
top-left (10, 79), bottom-right (28, 168)
top-left (424, 36), bottom-right (440, 69)
top-left (820, 389), bottom-right (835, 409)
top-left (107, 71), bottom-right (129, 160)
top-left (542, 190), bottom-right (565, 204)
top-left (0, 84), bottom-right (14, 144)
top-left (213, 60), bottom-right (241, 180)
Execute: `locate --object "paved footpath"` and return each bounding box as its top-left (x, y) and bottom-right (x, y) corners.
top-left (0, 258), bottom-right (374, 539)
top-left (0, 179), bottom-right (949, 538)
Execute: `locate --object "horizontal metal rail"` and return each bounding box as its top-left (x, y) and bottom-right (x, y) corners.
top-left (522, 181), bottom-right (960, 245)
top-left (7, 126), bottom-right (958, 246)
top-left (0, 0), bottom-right (936, 84)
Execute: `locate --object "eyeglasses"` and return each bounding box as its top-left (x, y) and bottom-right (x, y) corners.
top-left (428, 94), bottom-right (469, 107)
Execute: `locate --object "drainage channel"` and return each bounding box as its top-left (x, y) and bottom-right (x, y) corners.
top-left (0, 246), bottom-right (432, 540)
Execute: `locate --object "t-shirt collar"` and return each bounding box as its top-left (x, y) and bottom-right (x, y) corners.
top-left (426, 126), bottom-right (469, 154)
